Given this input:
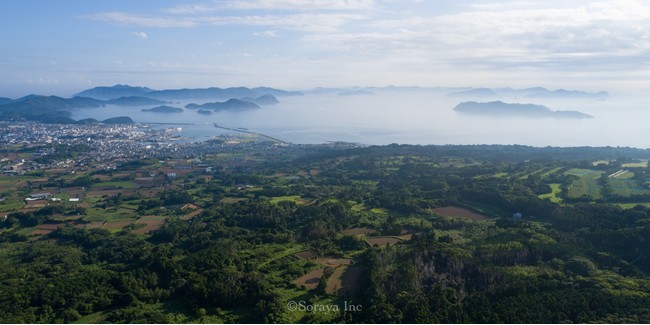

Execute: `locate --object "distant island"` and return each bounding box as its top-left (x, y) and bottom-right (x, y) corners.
top-left (240, 94), bottom-right (279, 105)
top-left (196, 109), bottom-right (213, 115)
top-left (141, 105), bottom-right (183, 113)
top-left (453, 101), bottom-right (593, 119)
top-left (185, 99), bottom-right (260, 111)
top-left (339, 90), bottom-right (375, 96)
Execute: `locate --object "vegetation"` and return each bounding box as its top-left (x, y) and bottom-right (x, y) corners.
top-left (1, 144), bottom-right (650, 323)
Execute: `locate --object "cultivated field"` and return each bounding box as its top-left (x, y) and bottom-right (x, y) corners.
top-left (432, 206), bottom-right (488, 221)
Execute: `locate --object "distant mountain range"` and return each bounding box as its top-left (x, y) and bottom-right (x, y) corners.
top-left (0, 86), bottom-right (288, 123)
top-left (448, 87), bottom-right (608, 99)
top-left (453, 101), bottom-right (593, 119)
top-left (75, 84), bottom-right (303, 100)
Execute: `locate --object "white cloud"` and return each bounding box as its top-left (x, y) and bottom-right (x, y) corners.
top-left (166, 0), bottom-right (375, 14)
top-left (131, 31), bottom-right (148, 39)
top-left (202, 13), bottom-right (365, 32)
top-left (85, 12), bottom-right (196, 28)
top-left (254, 30), bottom-right (278, 37)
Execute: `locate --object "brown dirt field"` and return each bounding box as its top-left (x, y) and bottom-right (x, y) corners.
top-left (398, 233), bottom-right (413, 240)
top-left (137, 215), bottom-right (165, 223)
top-left (314, 257), bottom-right (352, 267)
top-left (103, 221), bottom-right (134, 230)
top-left (23, 202), bottom-right (46, 209)
top-left (83, 221), bottom-right (105, 229)
top-left (293, 268), bottom-right (324, 290)
top-left (50, 215), bottom-right (82, 221)
top-left (133, 215), bottom-right (165, 234)
top-left (325, 266), bottom-right (348, 295)
top-left (432, 206), bottom-right (487, 221)
top-left (137, 189), bottom-right (162, 197)
top-left (30, 229), bottom-right (54, 236)
top-left (93, 175), bottom-right (111, 181)
top-left (366, 236), bottom-right (403, 246)
top-left (295, 250), bottom-right (317, 260)
top-left (341, 227), bottom-right (377, 236)
top-left (181, 209), bottom-right (203, 221)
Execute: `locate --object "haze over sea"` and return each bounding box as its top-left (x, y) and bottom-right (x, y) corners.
top-left (70, 89), bottom-right (650, 148)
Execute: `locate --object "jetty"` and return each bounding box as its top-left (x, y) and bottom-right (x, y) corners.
top-left (214, 123), bottom-right (288, 144)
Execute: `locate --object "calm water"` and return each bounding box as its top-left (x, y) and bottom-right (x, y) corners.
top-left (70, 91), bottom-right (650, 148)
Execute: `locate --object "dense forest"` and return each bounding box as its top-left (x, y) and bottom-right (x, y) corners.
top-left (1, 144), bottom-right (650, 323)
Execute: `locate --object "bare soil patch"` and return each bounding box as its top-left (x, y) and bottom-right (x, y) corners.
top-left (103, 221), bottom-right (134, 230)
top-left (295, 250), bottom-right (318, 260)
top-left (293, 268), bottom-right (324, 290)
top-left (181, 209), bottom-right (203, 221)
top-left (133, 215), bottom-right (165, 234)
top-left (366, 236), bottom-right (403, 246)
top-left (432, 206), bottom-right (487, 221)
top-left (314, 257), bottom-right (352, 267)
top-left (325, 266), bottom-right (348, 295)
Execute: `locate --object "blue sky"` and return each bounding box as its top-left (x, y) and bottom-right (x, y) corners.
top-left (1, 0), bottom-right (650, 97)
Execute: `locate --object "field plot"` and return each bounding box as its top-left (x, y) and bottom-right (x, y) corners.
top-left (293, 268), bottom-right (324, 290)
top-left (180, 209), bottom-right (203, 221)
top-left (538, 183), bottom-right (562, 203)
top-left (567, 178), bottom-right (603, 199)
top-left (432, 206), bottom-right (488, 221)
top-left (608, 179), bottom-right (650, 197)
top-left (366, 236), bottom-right (403, 246)
top-left (30, 223), bottom-right (64, 236)
top-left (313, 257), bottom-right (352, 267)
top-left (565, 168), bottom-right (603, 178)
top-left (565, 169), bottom-right (604, 199)
top-left (622, 160), bottom-right (649, 168)
top-left (295, 250), bottom-right (317, 260)
top-left (133, 215), bottom-right (165, 234)
top-left (103, 221), bottom-right (134, 231)
top-left (325, 266), bottom-right (348, 295)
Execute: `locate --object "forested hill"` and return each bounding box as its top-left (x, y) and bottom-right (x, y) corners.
top-left (0, 143), bottom-right (649, 323)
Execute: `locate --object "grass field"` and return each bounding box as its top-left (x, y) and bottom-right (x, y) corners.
top-left (608, 179), bottom-right (650, 197)
top-left (538, 183), bottom-right (562, 203)
top-left (565, 169), bottom-right (604, 199)
top-left (90, 181), bottom-right (137, 189)
top-left (622, 160), bottom-right (649, 168)
top-left (565, 168), bottom-right (603, 179)
top-left (568, 178), bottom-right (603, 199)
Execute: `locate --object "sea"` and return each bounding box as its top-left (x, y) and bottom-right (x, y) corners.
top-left (69, 90), bottom-right (650, 148)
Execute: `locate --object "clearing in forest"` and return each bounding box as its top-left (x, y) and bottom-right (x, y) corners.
top-left (432, 206), bottom-right (488, 221)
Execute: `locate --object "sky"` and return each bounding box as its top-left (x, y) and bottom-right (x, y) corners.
top-left (1, 0), bottom-right (650, 97)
